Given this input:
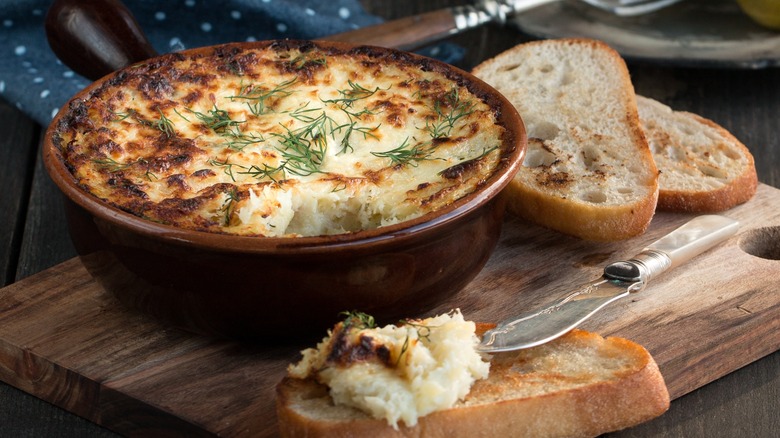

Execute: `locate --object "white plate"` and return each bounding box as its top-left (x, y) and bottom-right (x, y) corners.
top-left (510, 0), bottom-right (780, 68)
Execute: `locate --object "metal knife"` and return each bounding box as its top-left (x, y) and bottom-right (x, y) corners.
top-left (324, 0), bottom-right (685, 52)
top-left (477, 215), bottom-right (740, 353)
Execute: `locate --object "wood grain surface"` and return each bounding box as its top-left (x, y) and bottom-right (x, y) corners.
top-left (1, 184), bottom-right (778, 437)
top-left (2, 1), bottom-right (779, 436)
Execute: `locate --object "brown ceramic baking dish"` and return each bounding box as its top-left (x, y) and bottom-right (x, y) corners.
top-left (42, 2), bottom-right (527, 341)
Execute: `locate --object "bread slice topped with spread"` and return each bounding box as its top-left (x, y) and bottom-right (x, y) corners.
top-left (636, 95), bottom-right (758, 212)
top-left (472, 38), bottom-right (659, 241)
top-left (276, 310), bottom-right (670, 437)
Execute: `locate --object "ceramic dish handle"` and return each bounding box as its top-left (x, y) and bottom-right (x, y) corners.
top-left (45, 0), bottom-right (158, 80)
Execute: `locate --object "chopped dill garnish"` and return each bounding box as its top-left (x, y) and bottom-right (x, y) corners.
top-left (222, 130), bottom-right (265, 151)
top-left (152, 109), bottom-right (176, 138)
top-left (271, 123), bottom-right (327, 176)
top-left (426, 87), bottom-right (476, 139)
top-left (399, 319), bottom-right (433, 342)
top-left (111, 108), bottom-right (175, 138)
top-left (208, 158), bottom-right (248, 182)
top-left (93, 157), bottom-right (157, 181)
top-left (321, 80), bottom-right (382, 109)
top-left (371, 138), bottom-right (439, 167)
top-left (220, 188), bottom-right (240, 226)
top-left (337, 122), bottom-right (379, 155)
top-left (187, 106), bottom-right (244, 133)
top-left (340, 311), bottom-right (376, 329)
top-left (181, 105), bottom-right (263, 151)
top-left (230, 77), bottom-right (297, 116)
top-left (109, 109), bottom-right (134, 122)
top-left (288, 53), bottom-right (327, 70)
top-left (239, 162), bottom-right (287, 183)
top-left (92, 157), bottom-right (133, 173)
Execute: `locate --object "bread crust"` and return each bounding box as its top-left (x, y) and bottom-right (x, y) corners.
top-left (503, 171), bottom-right (658, 241)
top-left (637, 96), bottom-right (758, 212)
top-left (472, 39), bottom-right (659, 241)
top-left (276, 329), bottom-right (670, 437)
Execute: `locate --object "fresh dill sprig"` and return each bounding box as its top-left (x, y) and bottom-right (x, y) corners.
top-left (208, 158), bottom-right (248, 182)
top-left (437, 145), bottom-right (499, 178)
top-left (93, 157), bottom-right (134, 173)
top-left (181, 106), bottom-right (263, 151)
top-left (331, 181), bottom-right (348, 192)
top-left (238, 162), bottom-right (287, 183)
top-left (399, 319), bottom-right (433, 342)
top-left (112, 108), bottom-right (175, 138)
top-left (93, 157), bottom-right (157, 181)
top-left (396, 335), bottom-right (411, 366)
top-left (221, 127), bottom-right (265, 151)
top-left (288, 53), bottom-right (327, 70)
top-left (271, 123), bottom-right (327, 176)
top-left (287, 104), bottom-right (375, 155)
top-left (321, 81), bottom-right (384, 147)
top-left (321, 80), bottom-right (381, 109)
top-left (289, 108), bottom-right (344, 141)
top-left (337, 122), bottom-right (379, 155)
top-left (230, 78), bottom-right (297, 116)
top-left (151, 109), bottom-right (176, 138)
top-left (426, 87), bottom-right (476, 140)
top-left (287, 102), bottom-right (323, 123)
top-left (371, 138), bottom-right (438, 167)
top-left (109, 109), bottom-right (134, 122)
top-left (187, 106), bottom-right (244, 133)
top-left (219, 188), bottom-right (240, 226)
top-left (393, 320), bottom-right (436, 366)
top-left (340, 311), bottom-right (376, 329)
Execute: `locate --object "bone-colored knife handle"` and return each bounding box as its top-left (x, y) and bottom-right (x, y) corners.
top-left (606, 215), bottom-right (740, 285)
top-left (646, 214), bottom-right (739, 269)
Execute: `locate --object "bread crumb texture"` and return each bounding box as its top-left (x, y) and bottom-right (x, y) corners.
top-left (637, 96), bottom-right (757, 212)
top-left (472, 39), bottom-right (659, 241)
top-left (473, 39), bottom-right (657, 207)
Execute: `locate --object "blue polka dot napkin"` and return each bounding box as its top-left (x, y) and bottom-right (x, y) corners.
top-left (0, 0), bottom-right (463, 126)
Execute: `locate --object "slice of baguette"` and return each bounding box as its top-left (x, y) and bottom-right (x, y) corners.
top-left (636, 95), bottom-right (758, 212)
top-left (472, 39), bottom-right (659, 241)
top-left (276, 328), bottom-right (670, 438)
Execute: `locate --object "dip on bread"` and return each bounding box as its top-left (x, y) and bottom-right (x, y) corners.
top-left (52, 41), bottom-right (506, 237)
top-left (287, 310), bottom-right (490, 429)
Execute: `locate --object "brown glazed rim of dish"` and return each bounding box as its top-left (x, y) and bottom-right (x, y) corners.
top-left (43, 40), bottom-right (526, 255)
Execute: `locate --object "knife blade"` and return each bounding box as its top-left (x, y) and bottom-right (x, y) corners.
top-left (477, 215), bottom-right (740, 353)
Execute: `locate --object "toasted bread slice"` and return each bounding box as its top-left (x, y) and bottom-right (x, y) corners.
top-left (636, 95), bottom-right (758, 212)
top-left (276, 328), bottom-right (670, 438)
top-left (472, 39), bottom-right (659, 241)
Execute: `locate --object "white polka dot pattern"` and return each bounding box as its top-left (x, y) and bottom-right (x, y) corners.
top-left (0, 0), bottom-right (461, 126)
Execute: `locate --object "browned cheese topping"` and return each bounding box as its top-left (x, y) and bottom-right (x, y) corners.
top-left (53, 41), bottom-right (506, 236)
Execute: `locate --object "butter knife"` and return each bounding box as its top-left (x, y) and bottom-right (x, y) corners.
top-left (478, 215), bottom-right (740, 353)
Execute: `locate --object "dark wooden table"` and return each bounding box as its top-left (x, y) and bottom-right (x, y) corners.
top-left (1, 1), bottom-right (778, 436)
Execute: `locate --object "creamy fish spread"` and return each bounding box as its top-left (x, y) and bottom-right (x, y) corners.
top-left (288, 310), bottom-right (490, 428)
top-left (52, 41), bottom-right (507, 236)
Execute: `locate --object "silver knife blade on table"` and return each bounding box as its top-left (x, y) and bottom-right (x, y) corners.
top-left (478, 215), bottom-right (740, 353)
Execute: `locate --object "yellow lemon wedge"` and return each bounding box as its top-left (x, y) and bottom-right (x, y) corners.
top-left (737, 0), bottom-right (780, 30)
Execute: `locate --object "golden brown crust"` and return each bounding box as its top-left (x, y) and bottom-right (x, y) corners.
top-left (504, 177), bottom-right (659, 241)
top-left (53, 40), bottom-right (509, 237)
top-left (276, 329), bottom-right (670, 438)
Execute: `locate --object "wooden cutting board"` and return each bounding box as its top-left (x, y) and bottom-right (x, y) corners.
top-left (1, 183), bottom-right (779, 437)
